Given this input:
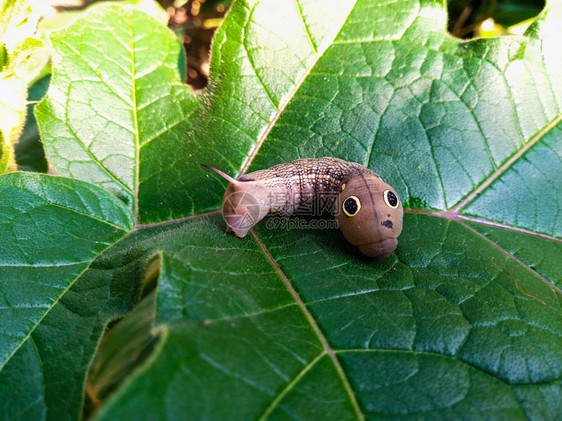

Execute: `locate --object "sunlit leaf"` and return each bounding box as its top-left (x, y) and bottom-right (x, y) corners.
top-left (1, 0), bottom-right (560, 420)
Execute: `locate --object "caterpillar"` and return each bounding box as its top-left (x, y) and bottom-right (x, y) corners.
top-left (203, 157), bottom-right (403, 259)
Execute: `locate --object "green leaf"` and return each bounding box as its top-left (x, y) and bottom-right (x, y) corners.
top-left (0, 74), bottom-right (24, 172)
top-left (15, 74), bottom-right (49, 172)
top-left (464, 120), bottom-right (562, 238)
top-left (3, 0), bottom-right (562, 420)
top-left (88, 290), bottom-right (159, 402)
top-left (0, 130), bottom-right (9, 171)
top-left (35, 2), bottom-right (198, 215)
top-left (0, 172), bottom-right (135, 421)
top-left (91, 215), bottom-right (560, 421)
top-left (36, 0), bottom-right (355, 223)
top-left (36, 0), bottom-right (168, 36)
top-left (0, 173), bottom-right (133, 370)
top-left (466, 222), bottom-right (562, 289)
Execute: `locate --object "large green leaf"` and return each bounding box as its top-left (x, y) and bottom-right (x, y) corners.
top-left (35, 2), bottom-right (196, 215)
top-left (0, 172), bottom-right (133, 370)
top-left (1, 0), bottom-right (560, 420)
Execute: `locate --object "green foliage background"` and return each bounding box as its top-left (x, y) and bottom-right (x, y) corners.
top-left (0, 0), bottom-right (560, 420)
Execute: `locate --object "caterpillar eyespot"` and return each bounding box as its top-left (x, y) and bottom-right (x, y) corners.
top-left (343, 196), bottom-right (361, 217)
top-left (384, 190), bottom-right (399, 208)
top-left (202, 157), bottom-right (403, 259)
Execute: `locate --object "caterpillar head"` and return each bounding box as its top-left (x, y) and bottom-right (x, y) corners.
top-left (336, 174), bottom-right (403, 259)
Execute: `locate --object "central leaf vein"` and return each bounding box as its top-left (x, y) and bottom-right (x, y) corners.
top-left (251, 230), bottom-right (365, 420)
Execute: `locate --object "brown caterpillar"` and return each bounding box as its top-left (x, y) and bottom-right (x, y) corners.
top-left (203, 157), bottom-right (403, 258)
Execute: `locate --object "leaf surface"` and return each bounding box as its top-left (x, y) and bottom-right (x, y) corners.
top-left (35, 3), bottom-right (198, 215)
top-left (15, 74), bottom-right (49, 172)
top-left (94, 215), bottom-right (561, 420)
top-left (2, 0), bottom-right (561, 420)
top-left (0, 172), bottom-right (132, 371)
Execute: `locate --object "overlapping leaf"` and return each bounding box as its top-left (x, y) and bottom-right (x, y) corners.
top-left (35, 3), bottom-right (199, 215)
top-left (0, 173), bottom-right (133, 370)
top-left (0, 0), bottom-right (560, 420)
